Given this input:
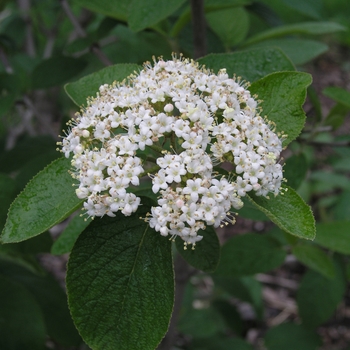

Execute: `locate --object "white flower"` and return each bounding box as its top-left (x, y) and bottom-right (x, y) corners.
top-left (60, 55), bottom-right (284, 247)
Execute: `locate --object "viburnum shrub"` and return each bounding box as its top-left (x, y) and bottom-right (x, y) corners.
top-left (60, 56), bottom-right (285, 248)
top-left (1, 53), bottom-right (315, 350)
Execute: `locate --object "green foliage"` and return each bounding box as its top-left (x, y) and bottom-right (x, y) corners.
top-left (1, 0), bottom-right (349, 348)
top-left (292, 244), bottom-right (335, 278)
top-left (249, 72), bottom-right (312, 146)
top-left (0, 275), bottom-right (46, 350)
top-left (206, 6), bottom-right (250, 48)
top-left (176, 226), bottom-right (220, 272)
top-left (51, 213), bottom-right (91, 255)
top-left (314, 221), bottom-right (350, 254)
top-left (243, 21), bottom-right (346, 47)
top-left (66, 200), bottom-right (174, 350)
top-left (65, 63), bottom-right (141, 106)
top-left (248, 186), bottom-right (315, 240)
top-left (31, 55), bottom-right (88, 89)
top-left (297, 262), bottom-right (347, 328)
top-left (0, 258), bottom-right (81, 347)
top-left (215, 233), bottom-right (286, 277)
top-left (264, 323), bottom-right (322, 350)
top-left (1, 157), bottom-right (83, 243)
top-left (198, 47), bottom-right (295, 83)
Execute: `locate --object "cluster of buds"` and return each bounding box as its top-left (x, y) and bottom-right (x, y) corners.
top-left (59, 56), bottom-right (285, 248)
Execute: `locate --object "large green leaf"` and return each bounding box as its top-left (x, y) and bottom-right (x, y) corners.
top-left (175, 225), bottom-right (220, 272)
top-left (31, 55), bottom-right (88, 89)
top-left (67, 201), bottom-right (174, 350)
top-left (249, 72), bottom-right (312, 145)
top-left (197, 47), bottom-right (294, 83)
top-left (128, 0), bottom-right (186, 32)
top-left (0, 275), bottom-right (46, 350)
top-left (65, 63), bottom-right (140, 106)
top-left (1, 157), bottom-right (83, 243)
top-left (248, 186), bottom-right (315, 240)
top-left (297, 265), bottom-right (346, 328)
top-left (51, 213), bottom-right (91, 255)
top-left (214, 233), bottom-right (286, 277)
top-left (292, 244), bottom-right (335, 279)
top-left (243, 21), bottom-right (346, 47)
top-left (314, 221), bottom-right (350, 254)
top-left (264, 323), bottom-right (322, 350)
top-left (0, 259), bottom-right (81, 346)
top-left (206, 6), bottom-right (249, 48)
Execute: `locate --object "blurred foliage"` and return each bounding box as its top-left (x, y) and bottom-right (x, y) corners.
top-left (0, 0), bottom-right (350, 349)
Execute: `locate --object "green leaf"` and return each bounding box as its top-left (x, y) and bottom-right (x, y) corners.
top-left (65, 63), bottom-right (140, 106)
top-left (283, 153), bottom-right (308, 189)
top-left (1, 157), bottom-right (83, 244)
top-left (248, 186), bottom-right (315, 240)
top-left (314, 221), bottom-right (350, 254)
top-left (198, 47), bottom-right (295, 83)
top-left (206, 6), bottom-right (249, 47)
top-left (74, 0), bottom-right (129, 21)
top-left (0, 275), bottom-right (46, 350)
top-left (264, 323), bottom-right (322, 350)
top-left (214, 276), bottom-right (263, 319)
top-left (51, 213), bottom-right (91, 255)
top-left (249, 38), bottom-right (328, 65)
top-left (310, 170), bottom-right (350, 193)
top-left (178, 306), bottom-right (226, 339)
top-left (282, 0), bottom-right (324, 19)
top-left (31, 55), bottom-right (88, 89)
top-left (323, 86), bottom-right (350, 108)
top-left (324, 103), bottom-right (350, 130)
top-left (297, 265), bottom-right (346, 328)
top-left (333, 191), bottom-right (350, 220)
top-left (214, 233), bottom-right (286, 277)
top-left (292, 244), bottom-right (335, 279)
top-left (175, 225), bottom-right (220, 272)
top-left (105, 25), bottom-right (172, 66)
top-left (128, 0), bottom-right (186, 32)
top-left (243, 21), bottom-right (346, 47)
top-left (66, 201), bottom-right (174, 350)
top-left (249, 71), bottom-right (312, 145)
top-left (0, 259), bottom-right (81, 346)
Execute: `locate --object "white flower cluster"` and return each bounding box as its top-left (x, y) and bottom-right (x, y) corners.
top-left (60, 56), bottom-right (285, 248)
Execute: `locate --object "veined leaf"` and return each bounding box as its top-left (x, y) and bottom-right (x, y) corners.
top-left (1, 157), bottom-right (82, 243)
top-left (248, 186), bottom-right (315, 240)
top-left (198, 47), bottom-right (295, 83)
top-left (249, 71), bottom-right (312, 146)
top-left (67, 200), bottom-right (174, 350)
